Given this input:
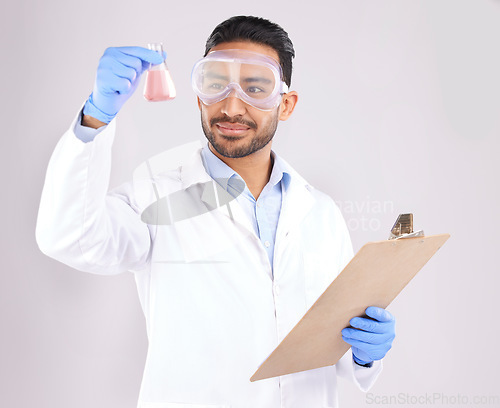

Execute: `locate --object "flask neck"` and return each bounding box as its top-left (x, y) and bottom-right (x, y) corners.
top-left (147, 43), bottom-right (167, 71)
top-left (148, 43), bottom-right (163, 53)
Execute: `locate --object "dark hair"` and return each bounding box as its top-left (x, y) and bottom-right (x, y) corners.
top-left (204, 16), bottom-right (295, 87)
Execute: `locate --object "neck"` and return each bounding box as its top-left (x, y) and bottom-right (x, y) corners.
top-left (209, 143), bottom-right (273, 200)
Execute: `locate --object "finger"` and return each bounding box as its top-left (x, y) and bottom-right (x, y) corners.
top-left (98, 70), bottom-right (132, 94)
top-left (113, 46), bottom-right (166, 65)
top-left (105, 49), bottom-right (145, 74)
top-left (365, 306), bottom-right (394, 323)
top-left (103, 49), bottom-right (154, 81)
top-left (100, 59), bottom-right (139, 84)
top-left (341, 336), bottom-right (376, 353)
top-left (341, 327), bottom-right (394, 345)
top-left (343, 337), bottom-right (391, 361)
top-left (349, 316), bottom-right (389, 334)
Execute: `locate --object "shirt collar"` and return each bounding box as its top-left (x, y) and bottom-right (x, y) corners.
top-left (200, 143), bottom-right (291, 195)
top-left (270, 150), bottom-right (291, 192)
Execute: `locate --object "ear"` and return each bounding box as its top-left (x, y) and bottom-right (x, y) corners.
top-left (278, 91), bottom-right (298, 121)
top-left (197, 97), bottom-right (202, 111)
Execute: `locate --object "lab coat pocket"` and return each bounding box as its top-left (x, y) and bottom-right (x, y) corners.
top-left (139, 402), bottom-right (231, 408)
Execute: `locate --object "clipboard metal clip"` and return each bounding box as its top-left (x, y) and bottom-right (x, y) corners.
top-left (388, 213), bottom-right (424, 240)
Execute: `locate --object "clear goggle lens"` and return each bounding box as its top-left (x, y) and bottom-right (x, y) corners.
top-left (191, 50), bottom-right (288, 111)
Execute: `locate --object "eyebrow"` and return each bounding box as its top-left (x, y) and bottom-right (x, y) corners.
top-left (204, 72), bottom-right (230, 81)
top-left (242, 77), bottom-right (272, 84)
top-left (204, 72), bottom-right (272, 84)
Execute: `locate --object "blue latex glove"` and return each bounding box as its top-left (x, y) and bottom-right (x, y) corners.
top-left (83, 46), bottom-right (165, 123)
top-left (341, 306), bottom-right (396, 366)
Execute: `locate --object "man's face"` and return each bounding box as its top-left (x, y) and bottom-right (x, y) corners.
top-left (198, 41), bottom-right (283, 159)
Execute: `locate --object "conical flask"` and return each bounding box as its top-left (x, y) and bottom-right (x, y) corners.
top-left (143, 43), bottom-right (176, 102)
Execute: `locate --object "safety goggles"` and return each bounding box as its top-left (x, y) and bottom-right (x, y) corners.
top-left (191, 49), bottom-right (289, 111)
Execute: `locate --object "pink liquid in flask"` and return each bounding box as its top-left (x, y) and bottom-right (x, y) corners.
top-left (143, 43), bottom-right (176, 102)
top-left (144, 69), bottom-right (176, 102)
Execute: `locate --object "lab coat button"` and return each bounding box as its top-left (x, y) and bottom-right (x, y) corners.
top-left (264, 241), bottom-right (270, 248)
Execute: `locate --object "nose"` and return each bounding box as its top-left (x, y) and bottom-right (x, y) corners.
top-left (221, 90), bottom-right (247, 117)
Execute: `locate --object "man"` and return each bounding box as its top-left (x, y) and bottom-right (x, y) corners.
top-left (36, 16), bottom-right (395, 408)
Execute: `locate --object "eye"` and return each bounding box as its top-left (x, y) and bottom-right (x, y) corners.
top-left (203, 81), bottom-right (226, 93)
top-left (246, 86), bottom-right (264, 94)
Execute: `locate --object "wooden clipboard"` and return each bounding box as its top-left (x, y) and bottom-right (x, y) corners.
top-left (250, 233), bottom-right (450, 382)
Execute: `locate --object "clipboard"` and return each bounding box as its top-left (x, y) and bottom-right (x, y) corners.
top-left (250, 231), bottom-right (450, 382)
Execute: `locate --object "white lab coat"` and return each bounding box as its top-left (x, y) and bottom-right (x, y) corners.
top-left (36, 111), bottom-right (382, 408)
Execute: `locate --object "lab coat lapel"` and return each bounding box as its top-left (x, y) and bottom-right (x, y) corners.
top-left (279, 182), bottom-right (315, 235)
top-left (179, 147), bottom-right (212, 190)
top-left (199, 182), bottom-right (251, 231)
top-left (273, 170), bottom-right (316, 280)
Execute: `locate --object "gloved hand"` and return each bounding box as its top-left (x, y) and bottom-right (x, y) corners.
top-left (341, 306), bottom-right (396, 366)
top-left (83, 46), bottom-right (165, 123)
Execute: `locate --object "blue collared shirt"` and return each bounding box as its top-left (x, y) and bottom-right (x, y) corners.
top-left (201, 144), bottom-right (290, 274)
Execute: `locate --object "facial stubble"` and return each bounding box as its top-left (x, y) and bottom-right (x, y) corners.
top-left (200, 107), bottom-right (279, 159)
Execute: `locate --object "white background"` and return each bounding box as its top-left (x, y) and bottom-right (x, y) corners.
top-left (1, 0), bottom-right (499, 407)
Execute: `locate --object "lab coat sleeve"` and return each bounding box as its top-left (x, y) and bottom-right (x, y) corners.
top-left (330, 201), bottom-right (384, 391)
top-left (73, 112), bottom-right (105, 143)
top-left (336, 349), bottom-right (383, 392)
top-left (35, 110), bottom-right (152, 275)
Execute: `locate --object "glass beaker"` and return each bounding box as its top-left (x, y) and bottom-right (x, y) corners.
top-left (143, 43), bottom-right (176, 102)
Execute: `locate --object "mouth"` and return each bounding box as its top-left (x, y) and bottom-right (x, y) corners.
top-left (215, 122), bottom-right (251, 137)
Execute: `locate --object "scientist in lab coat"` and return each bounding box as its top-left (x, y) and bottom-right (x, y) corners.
top-left (36, 15), bottom-right (396, 408)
